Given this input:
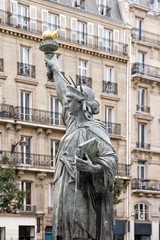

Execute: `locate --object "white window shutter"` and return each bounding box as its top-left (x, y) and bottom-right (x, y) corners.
top-left (98, 25), bottom-right (104, 50)
top-left (30, 6), bottom-right (37, 33)
top-left (42, 9), bottom-right (48, 33)
top-left (59, 14), bottom-right (66, 40)
top-left (10, 0), bottom-right (18, 26)
top-left (71, 17), bottom-right (77, 43)
top-left (87, 22), bottom-right (93, 47)
top-left (0, 0), bottom-right (4, 10)
top-left (113, 30), bottom-right (119, 53)
top-left (0, 0), bottom-right (5, 24)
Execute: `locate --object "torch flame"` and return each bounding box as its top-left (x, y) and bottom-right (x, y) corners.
top-left (42, 29), bottom-right (59, 40)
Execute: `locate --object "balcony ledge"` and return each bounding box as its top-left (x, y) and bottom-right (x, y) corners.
top-left (100, 94), bottom-right (120, 102)
top-left (134, 112), bottom-right (154, 122)
top-left (15, 76), bottom-right (39, 86)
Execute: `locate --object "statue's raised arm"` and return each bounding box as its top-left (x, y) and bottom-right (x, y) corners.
top-left (45, 54), bottom-right (68, 106)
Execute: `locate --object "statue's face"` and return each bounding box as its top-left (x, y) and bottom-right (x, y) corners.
top-left (66, 97), bottom-right (81, 116)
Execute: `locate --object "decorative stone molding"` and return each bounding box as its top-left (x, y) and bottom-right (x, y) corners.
top-left (37, 172), bottom-right (47, 180)
top-left (15, 124), bottom-right (21, 131)
top-left (46, 129), bottom-right (52, 135)
top-left (37, 127), bottom-right (43, 135)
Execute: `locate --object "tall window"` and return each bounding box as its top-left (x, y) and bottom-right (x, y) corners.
top-left (105, 106), bottom-right (113, 134)
top-left (78, 59), bottom-right (87, 77)
top-left (48, 13), bottom-right (58, 30)
top-left (135, 17), bottom-right (143, 40)
top-left (50, 97), bottom-right (61, 125)
top-left (20, 46), bottom-right (31, 77)
top-left (20, 91), bottom-right (31, 121)
top-left (21, 136), bottom-right (31, 164)
top-left (97, 0), bottom-right (110, 16)
top-left (138, 123), bottom-right (146, 148)
top-left (138, 160), bottom-right (146, 180)
top-left (137, 87), bottom-right (146, 112)
top-left (138, 51), bottom-right (146, 74)
top-left (21, 181), bottom-right (32, 211)
top-left (134, 203), bottom-right (149, 221)
top-left (104, 66), bottom-right (114, 82)
top-left (51, 140), bottom-right (59, 167)
top-left (104, 28), bottom-right (113, 51)
top-left (77, 21), bottom-right (87, 44)
top-left (18, 4), bottom-right (29, 30)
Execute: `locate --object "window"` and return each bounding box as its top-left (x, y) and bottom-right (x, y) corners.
top-left (138, 160), bottom-right (146, 180)
top-left (134, 203), bottom-right (149, 221)
top-left (104, 66), bottom-right (114, 82)
top-left (138, 51), bottom-right (146, 74)
top-left (51, 139), bottom-right (59, 167)
top-left (77, 21), bottom-right (87, 45)
top-left (42, 10), bottom-right (58, 32)
top-left (105, 106), bottom-right (113, 134)
top-left (19, 226), bottom-right (35, 240)
top-left (19, 46), bottom-right (32, 77)
top-left (135, 17), bottom-right (143, 40)
top-left (72, 0), bottom-right (85, 9)
top-left (21, 181), bottom-right (32, 212)
top-left (97, 0), bottom-right (111, 16)
top-left (78, 59), bottom-right (87, 77)
top-left (0, 227), bottom-right (5, 240)
top-left (137, 87), bottom-right (149, 112)
top-left (50, 97), bottom-right (61, 125)
top-left (21, 136), bottom-right (31, 164)
top-left (21, 91), bottom-right (31, 121)
top-left (48, 183), bottom-right (53, 213)
top-left (138, 123), bottom-right (146, 148)
top-left (18, 4), bottom-right (29, 30)
top-left (104, 28), bottom-right (113, 51)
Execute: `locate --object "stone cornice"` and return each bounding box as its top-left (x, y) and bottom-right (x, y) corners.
top-left (15, 77), bottom-right (39, 86)
top-left (0, 27), bottom-right (128, 63)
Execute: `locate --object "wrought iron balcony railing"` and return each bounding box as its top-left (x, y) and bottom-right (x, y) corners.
top-left (132, 62), bottom-right (160, 79)
top-left (136, 142), bottom-right (151, 150)
top-left (104, 122), bottom-right (121, 135)
top-left (17, 62), bottom-right (36, 78)
top-left (132, 28), bottom-right (160, 46)
top-left (0, 103), bottom-right (14, 118)
top-left (0, 151), bottom-right (54, 169)
top-left (76, 75), bottom-right (92, 88)
top-left (0, 58), bottom-right (4, 72)
top-left (116, 163), bottom-right (130, 177)
top-left (13, 106), bottom-right (63, 126)
top-left (21, 205), bottom-right (36, 213)
top-left (132, 178), bottom-right (160, 191)
top-left (0, 9), bottom-right (128, 56)
top-left (102, 81), bottom-right (118, 95)
top-left (136, 105), bottom-right (150, 113)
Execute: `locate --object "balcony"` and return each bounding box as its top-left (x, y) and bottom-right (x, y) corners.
top-left (136, 105), bottom-right (150, 113)
top-left (132, 28), bottom-right (160, 46)
top-left (136, 142), bottom-right (150, 150)
top-left (102, 81), bottom-right (118, 95)
top-left (104, 122), bottom-right (121, 135)
top-left (132, 178), bottom-right (160, 192)
top-left (17, 62), bottom-right (36, 78)
top-left (13, 106), bottom-right (63, 126)
top-left (0, 10), bottom-right (128, 57)
top-left (116, 163), bottom-right (130, 178)
top-left (76, 75), bottom-right (92, 88)
top-left (0, 151), bottom-right (54, 169)
top-left (21, 205), bottom-right (36, 213)
top-left (0, 58), bottom-right (4, 72)
top-left (132, 62), bottom-right (160, 79)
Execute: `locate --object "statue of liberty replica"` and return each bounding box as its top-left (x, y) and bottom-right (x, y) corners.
top-left (40, 30), bottom-right (117, 240)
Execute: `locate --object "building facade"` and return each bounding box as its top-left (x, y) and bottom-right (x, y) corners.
top-left (0, 0), bottom-right (160, 240)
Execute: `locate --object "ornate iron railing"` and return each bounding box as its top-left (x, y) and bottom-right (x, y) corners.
top-left (0, 103), bottom-right (14, 118)
top-left (102, 81), bottom-right (118, 95)
top-left (17, 62), bottom-right (36, 78)
top-left (116, 163), bottom-right (130, 177)
top-left (13, 106), bottom-right (63, 126)
top-left (104, 122), bottom-right (121, 135)
top-left (0, 58), bottom-right (4, 72)
top-left (132, 28), bottom-right (160, 46)
top-left (136, 142), bottom-right (151, 150)
top-left (76, 75), bottom-right (92, 88)
top-left (0, 9), bottom-right (128, 56)
top-left (132, 62), bottom-right (160, 79)
top-left (132, 178), bottom-right (160, 191)
top-left (136, 105), bottom-right (150, 113)
top-left (0, 151), bottom-right (54, 169)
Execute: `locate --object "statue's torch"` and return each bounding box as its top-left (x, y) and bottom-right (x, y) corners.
top-left (39, 29), bottom-right (59, 80)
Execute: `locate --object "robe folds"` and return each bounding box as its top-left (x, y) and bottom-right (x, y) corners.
top-left (52, 115), bottom-right (117, 240)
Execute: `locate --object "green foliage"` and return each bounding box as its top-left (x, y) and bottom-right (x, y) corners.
top-left (0, 163), bottom-right (25, 213)
top-left (113, 178), bottom-right (123, 205)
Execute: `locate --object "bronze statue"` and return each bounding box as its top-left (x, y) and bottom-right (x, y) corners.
top-left (41, 32), bottom-right (117, 240)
